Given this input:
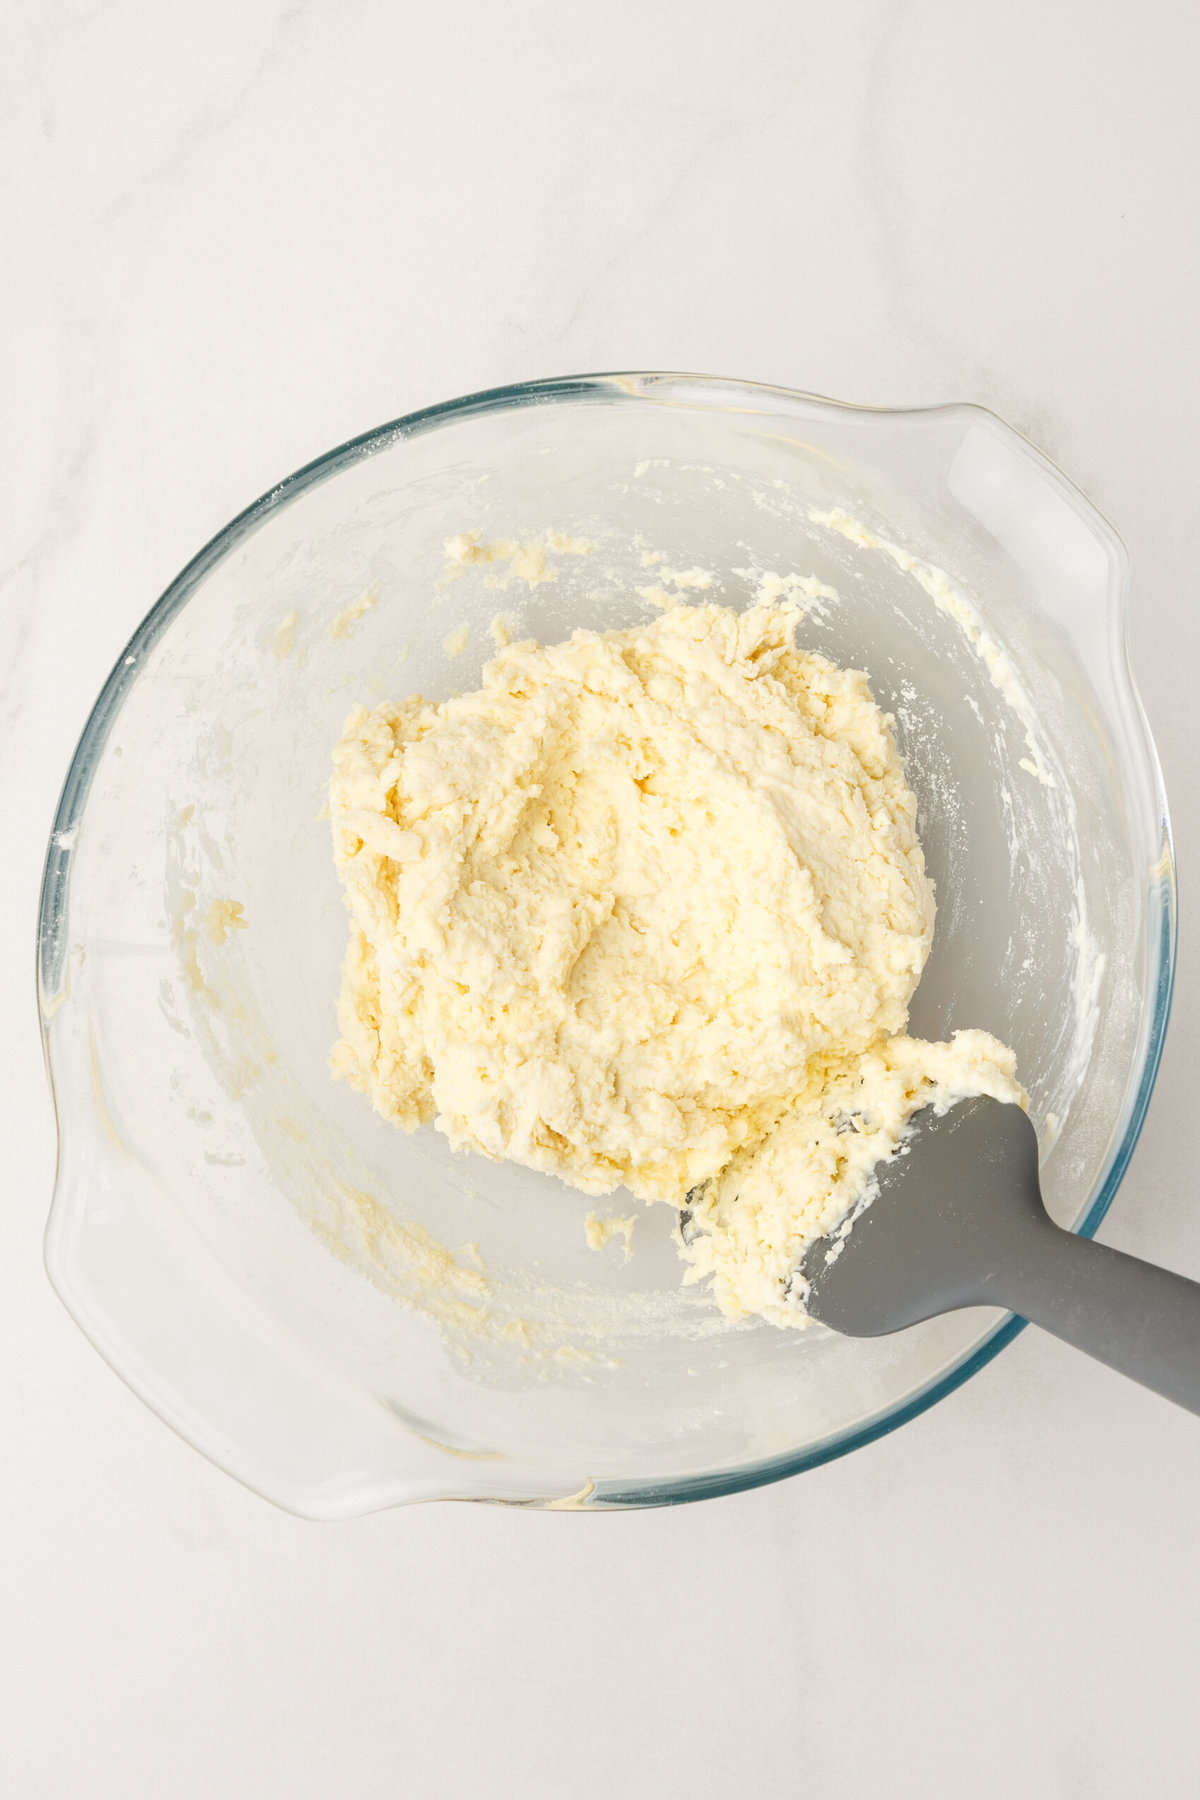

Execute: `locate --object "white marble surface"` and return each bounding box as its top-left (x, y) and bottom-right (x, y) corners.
top-left (4, 1), bottom-right (1200, 1793)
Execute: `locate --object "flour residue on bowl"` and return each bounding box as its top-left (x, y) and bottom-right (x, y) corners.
top-left (811, 507), bottom-right (1058, 788)
top-left (806, 501), bottom-right (1102, 1118)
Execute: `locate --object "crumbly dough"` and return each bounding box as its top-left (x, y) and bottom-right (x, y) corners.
top-left (330, 600), bottom-right (1020, 1327)
top-left (205, 897), bottom-right (248, 946)
top-left (584, 1212), bottom-right (637, 1261)
top-left (440, 528), bottom-right (595, 589)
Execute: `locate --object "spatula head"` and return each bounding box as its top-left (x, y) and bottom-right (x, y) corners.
top-left (799, 1097), bottom-right (1042, 1336)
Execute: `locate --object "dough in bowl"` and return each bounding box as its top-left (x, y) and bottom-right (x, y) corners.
top-left (329, 599), bottom-right (1019, 1327)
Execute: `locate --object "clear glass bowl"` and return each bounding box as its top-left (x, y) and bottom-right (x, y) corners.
top-left (39, 374), bottom-right (1175, 1515)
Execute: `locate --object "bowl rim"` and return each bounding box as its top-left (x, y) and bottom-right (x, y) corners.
top-left (38, 371), bottom-right (1179, 1511)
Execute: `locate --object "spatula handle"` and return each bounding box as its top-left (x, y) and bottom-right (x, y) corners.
top-left (992, 1223), bottom-right (1200, 1417)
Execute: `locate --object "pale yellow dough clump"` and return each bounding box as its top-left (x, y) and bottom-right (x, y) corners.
top-left (330, 601), bottom-right (1019, 1328)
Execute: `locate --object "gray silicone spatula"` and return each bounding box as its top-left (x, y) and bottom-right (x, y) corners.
top-left (799, 1096), bottom-right (1200, 1415)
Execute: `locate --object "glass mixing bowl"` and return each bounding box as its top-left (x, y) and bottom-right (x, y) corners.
top-left (39, 374), bottom-right (1175, 1515)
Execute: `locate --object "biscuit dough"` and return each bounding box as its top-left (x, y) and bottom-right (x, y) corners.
top-left (330, 600), bottom-right (1020, 1327)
